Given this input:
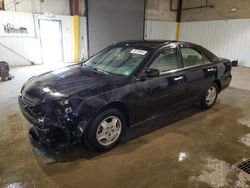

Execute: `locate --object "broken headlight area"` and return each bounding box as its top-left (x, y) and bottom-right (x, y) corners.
top-left (19, 96), bottom-right (81, 149)
top-left (60, 96), bottom-right (85, 117)
top-left (54, 97), bottom-right (84, 122)
top-left (37, 96), bottom-right (81, 121)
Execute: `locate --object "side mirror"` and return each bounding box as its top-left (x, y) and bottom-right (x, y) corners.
top-left (143, 68), bottom-right (160, 78)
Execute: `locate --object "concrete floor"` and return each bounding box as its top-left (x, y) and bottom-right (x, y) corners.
top-left (0, 65), bottom-right (250, 188)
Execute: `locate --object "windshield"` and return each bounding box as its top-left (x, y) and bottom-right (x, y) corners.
top-left (84, 46), bottom-right (149, 76)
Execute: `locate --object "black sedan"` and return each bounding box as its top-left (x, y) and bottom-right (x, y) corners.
top-left (19, 40), bottom-right (232, 151)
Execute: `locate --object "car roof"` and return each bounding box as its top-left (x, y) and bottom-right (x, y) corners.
top-left (113, 40), bottom-right (195, 50)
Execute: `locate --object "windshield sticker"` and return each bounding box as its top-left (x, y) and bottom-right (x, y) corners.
top-left (130, 49), bottom-right (147, 55)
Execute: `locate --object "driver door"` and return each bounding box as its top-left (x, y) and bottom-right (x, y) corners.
top-left (135, 46), bottom-right (187, 122)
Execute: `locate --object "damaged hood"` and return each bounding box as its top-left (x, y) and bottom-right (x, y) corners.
top-left (21, 64), bottom-right (129, 101)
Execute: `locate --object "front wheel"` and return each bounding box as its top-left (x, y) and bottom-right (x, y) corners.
top-left (200, 83), bottom-right (218, 109)
top-left (83, 108), bottom-right (125, 152)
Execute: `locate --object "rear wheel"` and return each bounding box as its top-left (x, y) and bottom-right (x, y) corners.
top-left (200, 83), bottom-right (218, 109)
top-left (83, 108), bottom-right (125, 151)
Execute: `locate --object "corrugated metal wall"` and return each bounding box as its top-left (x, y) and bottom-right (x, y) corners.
top-left (0, 11), bottom-right (87, 66)
top-left (0, 11), bottom-right (40, 65)
top-left (144, 20), bottom-right (176, 40)
top-left (145, 19), bottom-right (250, 67)
top-left (180, 19), bottom-right (250, 67)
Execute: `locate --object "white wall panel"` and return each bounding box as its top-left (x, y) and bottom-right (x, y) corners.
top-left (0, 37), bottom-right (42, 65)
top-left (79, 17), bottom-right (88, 60)
top-left (0, 11), bottom-right (35, 37)
top-left (180, 19), bottom-right (250, 67)
top-left (145, 19), bottom-right (250, 67)
top-left (144, 20), bottom-right (176, 40)
top-left (0, 11), bottom-right (41, 65)
top-left (4, 0), bottom-right (84, 16)
top-left (4, 0), bottom-right (71, 15)
top-left (0, 11), bottom-right (88, 66)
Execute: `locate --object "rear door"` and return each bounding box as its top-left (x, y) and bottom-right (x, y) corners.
top-left (135, 45), bottom-right (187, 122)
top-left (179, 44), bottom-right (217, 102)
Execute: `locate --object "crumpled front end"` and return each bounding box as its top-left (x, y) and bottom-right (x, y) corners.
top-left (18, 93), bottom-right (78, 149)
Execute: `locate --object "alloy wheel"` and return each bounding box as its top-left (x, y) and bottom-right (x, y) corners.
top-left (206, 86), bottom-right (217, 105)
top-left (96, 116), bottom-right (122, 146)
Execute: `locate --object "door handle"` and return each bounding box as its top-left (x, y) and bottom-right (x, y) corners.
top-left (207, 68), bottom-right (216, 72)
top-left (173, 76), bottom-right (184, 81)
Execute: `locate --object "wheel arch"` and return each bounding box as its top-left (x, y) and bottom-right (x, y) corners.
top-left (97, 101), bottom-right (130, 127)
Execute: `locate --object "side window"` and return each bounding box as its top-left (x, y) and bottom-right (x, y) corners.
top-left (149, 48), bottom-right (179, 73)
top-left (203, 53), bottom-right (211, 64)
top-left (180, 47), bottom-right (203, 67)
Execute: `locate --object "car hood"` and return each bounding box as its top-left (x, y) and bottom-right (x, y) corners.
top-left (21, 64), bottom-right (129, 101)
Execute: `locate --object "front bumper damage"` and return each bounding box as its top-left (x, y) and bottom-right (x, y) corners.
top-left (18, 97), bottom-right (75, 149)
top-left (29, 125), bottom-right (71, 150)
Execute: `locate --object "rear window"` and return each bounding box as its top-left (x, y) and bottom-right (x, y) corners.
top-left (200, 47), bottom-right (219, 62)
top-left (180, 47), bottom-right (203, 67)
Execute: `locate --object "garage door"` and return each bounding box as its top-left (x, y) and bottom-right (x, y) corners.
top-left (87, 0), bottom-right (145, 56)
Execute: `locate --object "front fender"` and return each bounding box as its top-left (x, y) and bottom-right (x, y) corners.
top-left (75, 119), bottom-right (89, 142)
top-left (74, 84), bottom-right (135, 141)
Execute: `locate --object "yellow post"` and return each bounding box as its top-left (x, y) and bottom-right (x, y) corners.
top-left (175, 22), bottom-right (180, 41)
top-left (73, 15), bottom-right (79, 63)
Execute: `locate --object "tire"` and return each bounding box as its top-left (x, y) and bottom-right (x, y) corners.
top-left (83, 108), bottom-right (126, 152)
top-left (200, 83), bottom-right (218, 109)
top-left (2, 77), bottom-right (8, 81)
